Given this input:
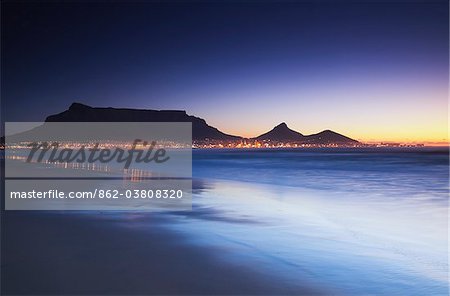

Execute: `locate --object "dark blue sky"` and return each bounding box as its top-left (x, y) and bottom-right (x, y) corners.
top-left (2, 0), bottom-right (448, 141)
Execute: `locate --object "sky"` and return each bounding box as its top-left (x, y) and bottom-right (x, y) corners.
top-left (2, 0), bottom-right (448, 143)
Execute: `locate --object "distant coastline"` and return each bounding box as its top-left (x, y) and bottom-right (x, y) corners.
top-left (191, 141), bottom-right (427, 149)
top-left (2, 102), bottom-right (442, 148)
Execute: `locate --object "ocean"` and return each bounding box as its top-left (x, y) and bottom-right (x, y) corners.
top-left (2, 147), bottom-right (449, 295)
top-left (181, 148), bottom-right (448, 294)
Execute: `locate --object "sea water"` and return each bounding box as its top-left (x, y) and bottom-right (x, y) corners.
top-left (2, 147), bottom-right (448, 294)
top-left (165, 148), bottom-right (449, 295)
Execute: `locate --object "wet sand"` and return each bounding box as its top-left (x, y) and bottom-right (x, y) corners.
top-left (1, 211), bottom-right (321, 295)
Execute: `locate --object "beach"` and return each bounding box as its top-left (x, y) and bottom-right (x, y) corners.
top-left (2, 148), bottom-right (449, 295)
top-left (2, 211), bottom-right (321, 295)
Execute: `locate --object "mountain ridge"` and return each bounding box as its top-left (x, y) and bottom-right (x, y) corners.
top-left (254, 122), bottom-right (358, 144)
top-left (33, 103), bottom-right (358, 144)
top-left (45, 102), bottom-right (241, 141)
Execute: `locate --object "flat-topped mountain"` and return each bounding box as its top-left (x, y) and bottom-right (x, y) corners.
top-left (45, 103), bottom-right (240, 141)
top-left (255, 122), bottom-right (358, 144)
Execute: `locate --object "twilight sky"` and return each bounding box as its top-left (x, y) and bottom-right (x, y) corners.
top-left (2, 0), bottom-right (448, 143)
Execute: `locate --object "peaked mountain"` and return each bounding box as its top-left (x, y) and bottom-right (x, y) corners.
top-left (255, 122), bottom-right (304, 141)
top-left (45, 103), bottom-right (240, 141)
top-left (255, 122), bottom-right (358, 144)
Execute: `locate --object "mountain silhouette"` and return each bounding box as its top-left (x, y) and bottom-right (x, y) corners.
top-left (255, 123), bottom-right (358, 144)
top-left (45, 103), bottom-right (240, 141)
top-left (255, 122), bottom-right (305, 141)
top-left (304, 130), bottom-right (358, 144)
top-left (6, 104), bottom-right (358, 145)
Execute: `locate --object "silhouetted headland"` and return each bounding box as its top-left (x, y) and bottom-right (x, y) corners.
top-left (3, 103), bottom-right (362, 147)
top-left (46, 103), bottom-right (241, 141)
top-left (44, 103), bottom-right (358, 145)
top-left (255, 122), bottom-right (358, 145)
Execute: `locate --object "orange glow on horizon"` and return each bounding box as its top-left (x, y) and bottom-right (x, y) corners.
top-left (220, 126), bottom-right (448, 145)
